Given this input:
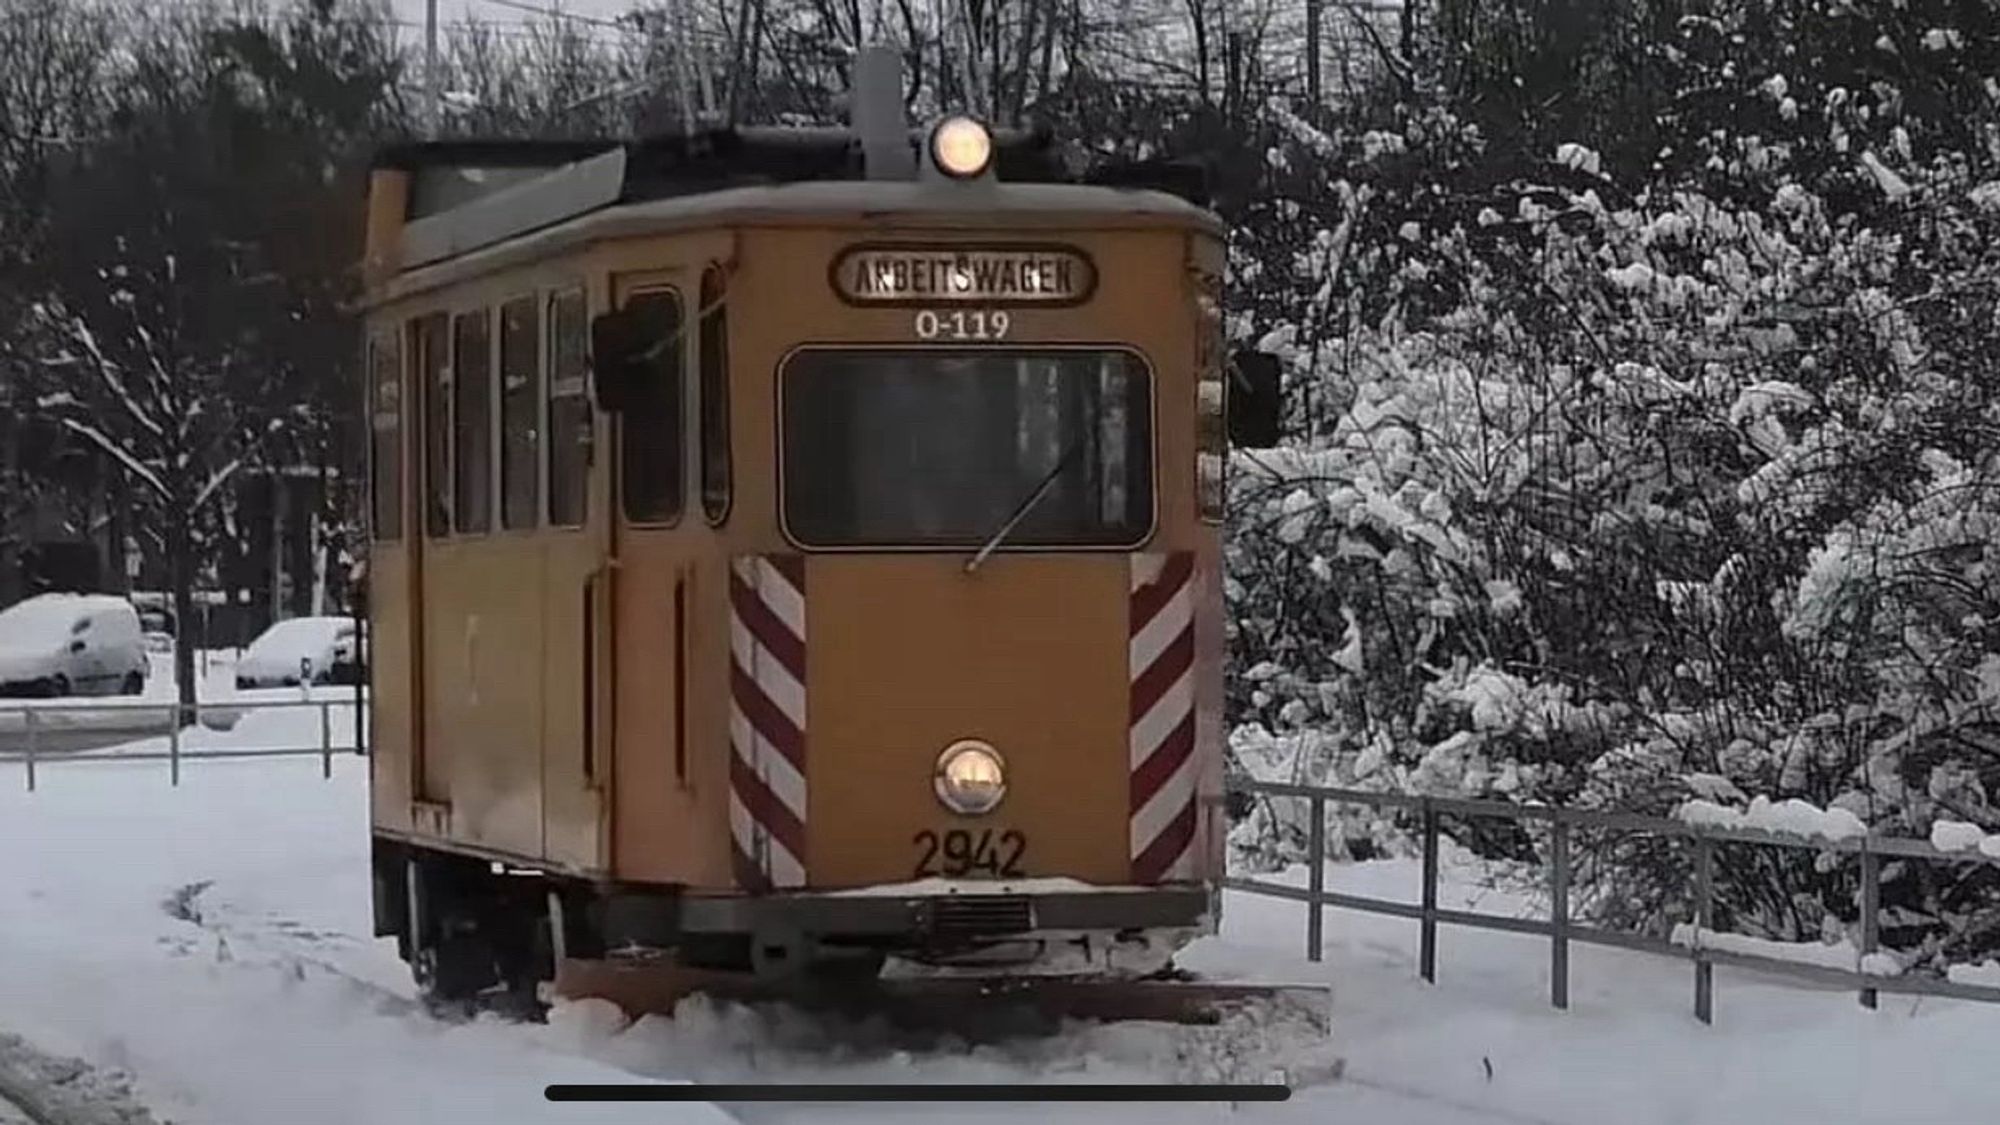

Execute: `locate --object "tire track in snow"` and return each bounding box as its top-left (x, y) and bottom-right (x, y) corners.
top-left (159, 880), bottom-right (425, 1020)
top-left (1334, 1071), bottom-right (1578, 1125)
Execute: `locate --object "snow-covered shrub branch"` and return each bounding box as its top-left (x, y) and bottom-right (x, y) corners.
top-left (1218, 1), bottom-right (2000, 972)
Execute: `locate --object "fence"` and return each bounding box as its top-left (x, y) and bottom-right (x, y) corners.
top-left (0, 694), bottom-right (368, 789)
top-left (1226, 780), bottom-right (2000, 1023)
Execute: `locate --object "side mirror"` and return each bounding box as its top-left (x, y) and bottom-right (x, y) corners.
top-left (1227, 349), bottom-right (1283, 448)
top-left (588, 308), bottom-right (645, 414)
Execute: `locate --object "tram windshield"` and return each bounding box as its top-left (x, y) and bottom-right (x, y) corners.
top-left (780, 348), bottom-right (1153, 548)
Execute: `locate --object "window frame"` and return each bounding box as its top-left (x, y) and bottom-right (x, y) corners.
top-left (496, 291), bottom-right (544, 533)
top-left (615, 284), bottom-right (688, 529)
top-left (367, 332), bottom-right (403, 543)
top-left (698, 263), bottom-right (733, 527)
top-left (771, 342), bottom-right (1161, 554)
top-left (544, 285), bottom-right (593, 532)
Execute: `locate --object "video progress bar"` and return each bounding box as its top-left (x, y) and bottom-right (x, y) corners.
top-left (546, 1083), bottom-right (1292, 1103)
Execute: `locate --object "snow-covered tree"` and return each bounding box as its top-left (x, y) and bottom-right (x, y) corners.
top-left (7, 0), bottom-right (399, 708)
top-left (1220, 0), bottom-right (2000, 972)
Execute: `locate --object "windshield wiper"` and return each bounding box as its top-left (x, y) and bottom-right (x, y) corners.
top-left (964, 434), bottom-right (1089, 574)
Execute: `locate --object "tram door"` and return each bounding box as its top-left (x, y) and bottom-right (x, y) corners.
top-left (605, 272), bottom-right (699, 881)
top-left (541, 287), bottom-right (609, 870)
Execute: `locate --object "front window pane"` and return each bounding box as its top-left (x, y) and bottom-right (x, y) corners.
top-left (781, 349), bottom-right (1152, 548)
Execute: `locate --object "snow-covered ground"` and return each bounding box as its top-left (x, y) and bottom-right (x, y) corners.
top-left (1, 709), bottom-right (1997, 1125)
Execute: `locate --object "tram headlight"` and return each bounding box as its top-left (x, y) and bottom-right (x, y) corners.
top-left (929, 116), bottom-right (994, 179)
top-left (934, 740), bottom-right (1007, 815)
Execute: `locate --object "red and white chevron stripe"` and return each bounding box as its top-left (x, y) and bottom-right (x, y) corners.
top-left (728, 554), bottom-right (808, 891)
top-left (1129, 551), bottom-right (1198, 883)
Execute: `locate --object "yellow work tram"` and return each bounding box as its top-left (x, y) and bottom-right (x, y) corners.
top-left (358, 49), bottom-right (1289, 1021)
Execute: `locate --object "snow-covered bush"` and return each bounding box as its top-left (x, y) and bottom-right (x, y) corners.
top-left (1220, 0), bottom-right (2000, 972)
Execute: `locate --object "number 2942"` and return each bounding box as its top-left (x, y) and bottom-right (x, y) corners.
top-left (914, 309), bottom-right (1011, 341)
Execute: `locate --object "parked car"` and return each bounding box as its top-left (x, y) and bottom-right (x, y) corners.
top-left (234, 616), bottom-right (358, 689)
top-left (0, 593), bottom-right (150, 697)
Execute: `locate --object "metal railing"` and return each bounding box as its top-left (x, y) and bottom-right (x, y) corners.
top-left (1226, 780), bottom-right (2000, 1023)
top-left (0, 694), bottom-right (368, 789)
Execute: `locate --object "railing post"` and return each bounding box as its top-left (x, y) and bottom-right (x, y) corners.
top-left (1551, 811), bottom-right (1570, 1010)
top-left (1859, 841), bottom-right (1880, 1010)
top-left (23, 708), bottom-right (37, 793)
top-left (320, 701), bottom-right (333, 780)
top-left (1420, 799), bottom-right (1439, 984)
top-left (354, 614), bottom-right (369, 758)
top-left (1306, 792), bottom-right (1325, 963)
top-left (1693, 835), bottom-right (1714, 1025)
top-left (169, 702), bottom-right (182, 787)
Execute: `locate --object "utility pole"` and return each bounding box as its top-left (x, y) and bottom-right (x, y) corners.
top-left (425, 0), bottom-right (440, 136)
top-left (1307, 0), bottom-right (1322, 106)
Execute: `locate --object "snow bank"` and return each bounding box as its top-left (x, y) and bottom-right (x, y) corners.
top-left (1928, 819), bottom-right (2000, 859)
top-left (1945, 961), bottom-right (2000, 989)
top-left (1670, 925), bottom-right (1905, 977)
top-left (1676, 795), bottom-right (1868, 842)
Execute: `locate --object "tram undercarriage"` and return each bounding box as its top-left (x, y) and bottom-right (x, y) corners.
top-left (373, 838), bottom-right (1329, 1030)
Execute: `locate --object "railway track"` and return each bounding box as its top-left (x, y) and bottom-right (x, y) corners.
top-left (163, 880), bottom-right (1344, 1095)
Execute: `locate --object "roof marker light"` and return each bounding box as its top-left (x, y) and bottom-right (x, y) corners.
top-left (930, 116), bottom-right (994, 179)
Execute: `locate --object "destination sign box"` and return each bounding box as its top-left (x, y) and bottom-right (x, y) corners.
top-left (831, 245), bottom-right (1096, 306)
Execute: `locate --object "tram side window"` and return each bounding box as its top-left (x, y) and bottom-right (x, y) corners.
top-left (453, 309), bottom-right (493, 535)
top-left (499, 297), bottom-right (541, 530)
top-left (619, 288), bottom-right (685, 525)
top-left (547, 289), bottom-right (590, 528)
top-left (698, 264), bottom-right (731, 524)
top-left (368, 335), bottom-right (402, 542)
top-left (414, 313), bottom-right (452, 538)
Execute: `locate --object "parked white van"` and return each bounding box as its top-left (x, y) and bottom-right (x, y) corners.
top-left (0, 593), bottom-right (151, 698)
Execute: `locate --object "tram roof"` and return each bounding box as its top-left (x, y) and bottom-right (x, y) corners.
top-left (366, 127), bottom-right (1223, 292)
